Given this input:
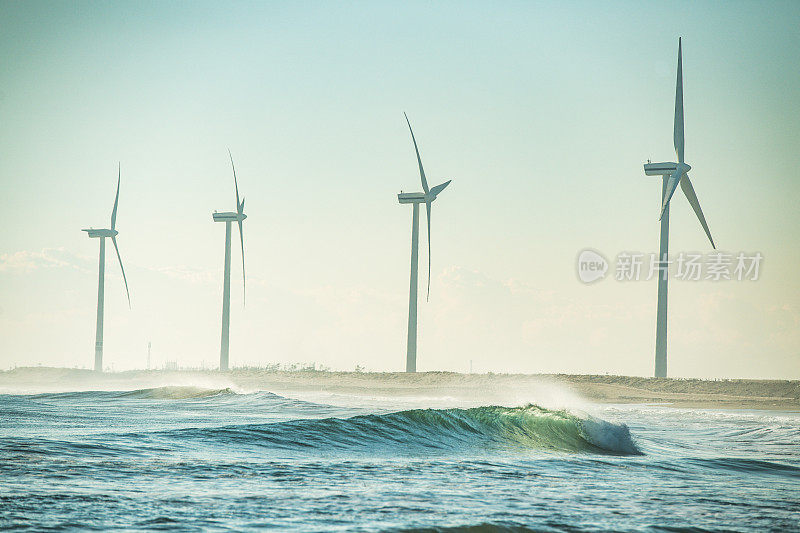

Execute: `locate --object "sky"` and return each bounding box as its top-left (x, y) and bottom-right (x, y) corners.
top-left (0, 1), bottom-right (798, 378)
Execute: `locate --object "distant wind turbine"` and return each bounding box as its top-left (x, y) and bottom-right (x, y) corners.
top-left (398, 113), bottom-right (452, 372)
top-left (82, 164), bottom-right (131, 372)
top-left (213, 150), bottom-right (247, 371)
top-left (643, 38), bottom-right (716, 378)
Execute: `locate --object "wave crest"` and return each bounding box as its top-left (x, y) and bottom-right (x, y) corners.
top-left (118, 386), bottom-right (237, 400)
top-left (27, 386), bottom-right (238, 401)
top-left (177, 404), bottom-right (642, 456)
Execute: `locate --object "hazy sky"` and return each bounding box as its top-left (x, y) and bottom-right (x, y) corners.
top-left (1, 1), bottom-right (798, 378)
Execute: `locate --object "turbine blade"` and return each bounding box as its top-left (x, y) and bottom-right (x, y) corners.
top-left (228, 149), bottom-right (241, 214)
top-left (680, 174), bottom-right (716, 249)
top-left (111, 163), bottom-right (120, 230)
top-left (659, 169), bottom-right (683, 220)
top-left (111, 236), bottom-right (131, 309)
top-left (404, 112), bottom-right (429, 193)
top-left (429, 179), bottom-right (452, 197)
top-left (425, 201), bottom-right (431, 302)
top-left (238, 218), bottom-right (245, 307)
top-left (674, 37), bottom-right (685, 163)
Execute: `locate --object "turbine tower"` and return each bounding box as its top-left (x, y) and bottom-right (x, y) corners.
top-left (398, 113), bottom-right (452, 372)
top-left (82, 164), bottom-right (131, 372)
top-left (213, 150), bottom-right (247, 371)
top-left (643, 38), bottom-right (716, 378)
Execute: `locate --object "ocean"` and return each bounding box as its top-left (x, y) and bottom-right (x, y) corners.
top-left (1, 380), bottom-right (798, 531)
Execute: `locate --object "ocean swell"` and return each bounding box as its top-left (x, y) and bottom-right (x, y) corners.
top-left (24, 386), bottom-right (239, 401)
top-left (117, 386), bottom-right (237, 400)
top-left (171, 404), bottom-right (642, 456)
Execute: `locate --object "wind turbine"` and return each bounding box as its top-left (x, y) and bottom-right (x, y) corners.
top-left (213, 150), bottom-right (246, 371)
top-left (82, 164), bottom-right (131, 372)
top-left (397, 113), bottom-right (452, 372)
top-left (643, 38), bottom-right (716, 378)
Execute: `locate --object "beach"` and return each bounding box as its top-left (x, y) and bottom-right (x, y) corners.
top-left (2, 367), bottom-right (797, 411)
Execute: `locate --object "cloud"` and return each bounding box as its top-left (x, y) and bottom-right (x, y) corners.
top-left (0, 248), bottom-right (91, 273)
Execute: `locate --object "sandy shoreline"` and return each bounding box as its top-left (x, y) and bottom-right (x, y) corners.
top-left (2, 367), bottom-right (798, 411)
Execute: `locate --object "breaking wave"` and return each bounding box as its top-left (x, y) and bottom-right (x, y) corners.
top-left (12, 388), bottom-right (641, 455)
top-left (170, 404), bottom-right (642, 455)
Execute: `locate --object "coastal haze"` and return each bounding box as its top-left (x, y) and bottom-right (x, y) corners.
top-left (2, 367), bottom-right (799, 411)
top-left (1, 2), bottom-right (799, 378)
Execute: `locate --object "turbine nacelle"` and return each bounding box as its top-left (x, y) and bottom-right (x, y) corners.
top-left (212, 211), bottom-right (247, 222)
top-left (643, 162), bottom-right (690, 177)
top-left (397, 184), bottom-right (450, 205)
top-left (82, 228), bottom-right (118, 238)
top-left (397, 192), bottom-right (426, 204)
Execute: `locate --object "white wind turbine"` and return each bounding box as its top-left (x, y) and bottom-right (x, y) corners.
top-left (82, 164), bottom-right (131, 372)
top-left (213, 150), bottom-right (247, 371)
top-left (398, 113), bottom-right (452, 373)
top-left (643, 38), bottom-right (716, 378)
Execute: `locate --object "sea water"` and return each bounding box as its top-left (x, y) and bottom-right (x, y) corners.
top-left (1, 384), bottom-right (798, 531)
